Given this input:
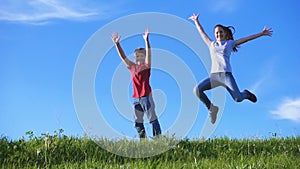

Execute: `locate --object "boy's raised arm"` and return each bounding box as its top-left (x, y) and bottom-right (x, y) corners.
top-left (235, 27), bottom-right (273, 46)
top-left (111, 32), bottom-right (134, 68)
top-left (143, 28), bottom-right (151, 67)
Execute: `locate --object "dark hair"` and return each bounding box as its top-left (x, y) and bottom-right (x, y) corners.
top-left (214, 24), bottom-right (238, 52)
top-left (134, 47), bottom-right (146, 57)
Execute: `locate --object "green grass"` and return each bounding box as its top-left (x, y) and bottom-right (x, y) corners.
top-left (1, 130), bottom-right (299, 169)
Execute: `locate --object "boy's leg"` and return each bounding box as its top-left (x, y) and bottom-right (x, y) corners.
top-left (134, 122), bottom-right (146, 139)
top-left (150, 119), bottom-right (161, 137)
top-left (134, 101), bottom-right (146, 139)
top-left (143, 96), bottom-right (162, 137)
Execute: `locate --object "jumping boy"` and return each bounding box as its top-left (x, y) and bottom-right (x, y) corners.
top-left (111, 29), bottom-right (162, 139)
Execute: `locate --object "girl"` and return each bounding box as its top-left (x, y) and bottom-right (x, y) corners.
top-left (189, 14), bottom-right (273, 124)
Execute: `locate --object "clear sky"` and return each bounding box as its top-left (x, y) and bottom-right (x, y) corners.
top-left (1, 0), bottom-right (300, 140)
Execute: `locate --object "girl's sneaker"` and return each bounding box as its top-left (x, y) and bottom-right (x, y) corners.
top-left (209, 105), bottom-right (219, 124)
top-left (244, 90), bottom-right (257, 103)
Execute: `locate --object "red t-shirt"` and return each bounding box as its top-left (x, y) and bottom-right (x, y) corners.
top-left (129, 63), bottom-right (152, 98)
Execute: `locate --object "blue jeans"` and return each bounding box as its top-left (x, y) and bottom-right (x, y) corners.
top-left (194, 72), bottom-right (248, 109)
top-left (133, 96), bottom-right (161, 138)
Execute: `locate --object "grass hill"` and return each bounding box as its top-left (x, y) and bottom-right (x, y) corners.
top-left (1, 130), bottom-right (299, 168)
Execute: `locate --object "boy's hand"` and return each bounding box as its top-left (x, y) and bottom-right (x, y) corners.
top-left (111, 32), bottom-right (121, 44)
top-left (262, 27), bottom-right (273, 37)
top-left (188, 14), bottom-right (199, 22)
top-left (142, 28), bottom-right (150, 41)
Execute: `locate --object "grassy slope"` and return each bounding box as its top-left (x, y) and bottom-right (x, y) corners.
top-left (1, 131), bottom-right (299, 169)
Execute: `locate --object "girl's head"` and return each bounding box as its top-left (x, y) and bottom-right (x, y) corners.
top-left (134, 48), bottom-right (146, 64)
top-left (214, 24), bottom-right (238, 52)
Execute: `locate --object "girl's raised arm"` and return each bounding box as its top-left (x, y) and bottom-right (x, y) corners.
top-left (189, 14), bottom-right (212, 47)
top-left (235, 27), bottom-right (273, 46)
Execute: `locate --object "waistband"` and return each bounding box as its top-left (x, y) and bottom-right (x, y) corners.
top-left (210, 72), bottom-right (232, 75)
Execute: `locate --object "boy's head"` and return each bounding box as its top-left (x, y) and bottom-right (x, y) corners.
top-left (134, 48), bottom-right (146, 64)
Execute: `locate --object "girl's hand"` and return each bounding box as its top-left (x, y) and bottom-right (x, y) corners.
top-left (143, 28), bottom-right (150, 40)
top-left (188, 14), bottom-right (199, 22)
top-left (111, 32), bottom-right (121, 44)
top-left (262, 27), bottom-right (273, 37)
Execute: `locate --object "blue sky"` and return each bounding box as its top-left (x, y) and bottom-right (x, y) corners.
top-left (1, 0), bottom-right (300, 140)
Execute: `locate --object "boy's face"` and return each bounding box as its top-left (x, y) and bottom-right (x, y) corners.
top-left (134, 51), bottom-right (146, 64)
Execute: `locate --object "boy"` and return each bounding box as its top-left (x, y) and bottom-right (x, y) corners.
top-left (111, 29), bottom-right (162, 139)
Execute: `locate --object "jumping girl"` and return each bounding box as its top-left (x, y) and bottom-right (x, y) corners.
top-left (189, 14), bottom-right (273, 124)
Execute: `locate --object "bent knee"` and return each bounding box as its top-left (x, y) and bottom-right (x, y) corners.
top-left (235, 99), bottom-right (243, 102)
top-left (234, 97), bottom-right (243, 102)
top-left (193, 86), bottom-right (199, 96)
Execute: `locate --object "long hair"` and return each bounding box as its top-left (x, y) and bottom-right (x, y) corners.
top-left (214, 24), bottom-right (238, 52)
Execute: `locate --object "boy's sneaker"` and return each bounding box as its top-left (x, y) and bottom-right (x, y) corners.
top-left (209, 105), bottom-right (219, 124)
top-left (244, 90), bottom-right (257, 103)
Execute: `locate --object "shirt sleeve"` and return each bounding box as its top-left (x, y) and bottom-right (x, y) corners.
top-left (228, 40), bottom-right (236, 49)
top-left (128, 63), bottom-right (135, 70)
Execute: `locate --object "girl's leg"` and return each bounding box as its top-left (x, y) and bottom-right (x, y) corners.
top-left (194, 77), bottom-right (213, 109)
top-left (194, 75), bottom-right (221, 124)
top-left (224, 73), bottom-right (248, 102)
top-left (194, 76), bottom-right (222, 109)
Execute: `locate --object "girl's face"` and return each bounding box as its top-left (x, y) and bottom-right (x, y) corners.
top-left (214, 26), bottom-right (226, 41)
top-left (134, 52), bottom-right (146, 64)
